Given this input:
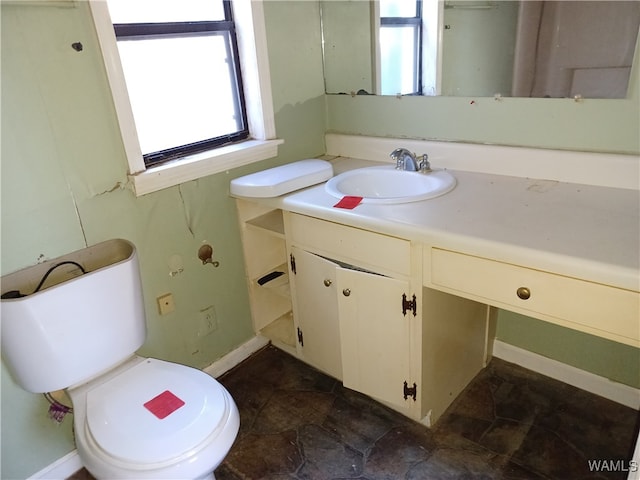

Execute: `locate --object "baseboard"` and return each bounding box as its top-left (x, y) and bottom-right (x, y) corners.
top-left (28, 335), bottom-right (270, 479)
top-left (203, 335), bottom-right (270, 378)
top-left (492, 340), bottom-right (640, 410)
top-left (28, 451), bottom-right (83, 480)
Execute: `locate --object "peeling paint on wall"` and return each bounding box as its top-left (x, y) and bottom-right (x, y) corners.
top-left (94, 181), bottom-right (128, 196)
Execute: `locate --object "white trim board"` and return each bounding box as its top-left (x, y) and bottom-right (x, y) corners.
top-left (28, 451), bottom-right (83, 480)
top-left (203, 335), bottom-right (269, 378)
top-left (492, 340), bottom-right (640, 410)
top-left (28, 335), bottom-right (269, 479)
top-left (325, 133), bottom-right (640, 190)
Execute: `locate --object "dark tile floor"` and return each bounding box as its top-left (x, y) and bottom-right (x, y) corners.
top-left (70, 345), bottom-right (639, 480)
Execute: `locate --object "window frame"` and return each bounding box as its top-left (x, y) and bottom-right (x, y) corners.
top-left (89, 0), bottom-right (281, 196)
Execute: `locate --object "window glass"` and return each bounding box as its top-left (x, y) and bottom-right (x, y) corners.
top-left (116, 34), bottom-right (242, 155)
top-left (379, 0), bottom-right (422, 95)
top-left (380, 25), bottom-right (419, 95)
top-left (379, 0), bottom-right (418, 18)
top-left (106, 0), bottom-right (224, 23)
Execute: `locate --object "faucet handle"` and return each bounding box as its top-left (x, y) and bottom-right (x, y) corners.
top-left (418, 154), bottom-right (431, 173)
top-left (391, 148), bottom-right (406, 170)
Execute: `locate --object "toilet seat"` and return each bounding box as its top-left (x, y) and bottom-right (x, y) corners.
top-left (85, 358), bottom-right (230, 465)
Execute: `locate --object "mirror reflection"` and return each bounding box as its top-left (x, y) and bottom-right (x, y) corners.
top-left (321, 1), bottom-right (640, 99)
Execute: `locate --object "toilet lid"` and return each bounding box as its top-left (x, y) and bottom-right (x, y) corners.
top-left (86, 359), bottom-right (229, 465)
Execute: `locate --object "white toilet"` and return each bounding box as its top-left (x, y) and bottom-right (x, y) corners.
top-left (1, 239), bottom-right (240, 479)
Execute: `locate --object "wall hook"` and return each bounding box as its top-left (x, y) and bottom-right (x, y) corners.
top-left (198, 244), bottom-right (219, 267)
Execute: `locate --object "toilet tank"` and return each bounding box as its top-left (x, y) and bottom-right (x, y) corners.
top-left (1, 239), bottom-right (147, 393)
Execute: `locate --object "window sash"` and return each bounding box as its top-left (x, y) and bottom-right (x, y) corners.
top-left (114, 20), bottom-right (235, 39)
top-left (112, 5), bottom-right (249, 167)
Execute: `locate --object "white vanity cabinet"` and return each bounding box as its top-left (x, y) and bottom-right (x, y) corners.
top-left (284, 212), bottom-right (491, 424)
top-left (287, 247), bottom-right (343, 380)
top-left (286, 212), bottom-right (420, 417)
top-left (335, 266), bottom-right (413, 413)
top-left (428, 248), bottom-right (640, 347)
top-left (289, 245), bottom-right (415, 413)
top-left (235, 150), bottom-right (639, 429)
top-left (236, 201), bottom-right (493, 425)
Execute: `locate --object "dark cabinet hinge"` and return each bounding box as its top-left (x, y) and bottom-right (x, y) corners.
top-left (403, 381), bottom-right (417, 401)
top-left (297, 327), bottom-right (304, 346)
top-left (402, 293), bottom-right (417, 316)
top-left (290, 253), bottom-right (296, 275)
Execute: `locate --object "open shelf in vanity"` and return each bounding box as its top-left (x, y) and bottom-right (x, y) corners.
top-left (236, 199), bottom-right (296, 355)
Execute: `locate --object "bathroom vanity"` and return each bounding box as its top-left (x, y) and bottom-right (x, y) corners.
top-left (232, 145), bottom-right (640, 426)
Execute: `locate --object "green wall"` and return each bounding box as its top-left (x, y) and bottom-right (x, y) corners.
top-left (325, 92), bottom-right (639, 154)
top-left (0, 2), bottom-right (324, 478)
top-left (497, 311), bottom-right (640, 388)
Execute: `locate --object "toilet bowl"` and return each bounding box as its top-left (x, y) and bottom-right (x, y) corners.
top-left (0, 239), bottom-right (240, 479)
top-left (69, 356), bottom-right (239, 479)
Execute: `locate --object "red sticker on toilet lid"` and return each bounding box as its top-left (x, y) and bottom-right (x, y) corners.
top-left (144, 390), bottom-right (185, 419)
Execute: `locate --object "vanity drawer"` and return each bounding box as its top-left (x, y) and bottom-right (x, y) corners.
top-left (287, 213), bottom-right (411, 277)
top-left (430, 248), bottom-right (639, 345)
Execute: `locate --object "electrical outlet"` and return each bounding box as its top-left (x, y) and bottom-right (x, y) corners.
top-left (197, 305), bottom-right (218, 337)
top-left (157, 293), bottom-right (175, 315)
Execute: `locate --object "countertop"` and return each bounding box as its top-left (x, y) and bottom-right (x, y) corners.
top-left (235, 157), bottom-right (640, 293)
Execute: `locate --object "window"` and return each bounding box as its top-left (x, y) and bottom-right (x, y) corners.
top-left (108, 0), bottom-right (248, 167)
top-left (90, 0), bottom-right (281, 196)
top-left (379, 0), bottom-right (423, 95)
top-left (376, 0), bottom-right (439, 96)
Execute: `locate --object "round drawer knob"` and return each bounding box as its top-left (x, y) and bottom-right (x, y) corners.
top-left (342, 288), bottom-right (351, 297)
top-left (323, 279), bottom-right (332, 287)
top-left (516, 287), bottom-right (531, 300)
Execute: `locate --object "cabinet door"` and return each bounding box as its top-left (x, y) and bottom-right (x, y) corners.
top-left (337, 267), bottom-right (412, 412)
top-left (290, 247), bottom-right (343, 379)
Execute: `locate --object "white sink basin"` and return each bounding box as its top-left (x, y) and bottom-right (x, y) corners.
top-left (325, 166), bottom-right (456, 204)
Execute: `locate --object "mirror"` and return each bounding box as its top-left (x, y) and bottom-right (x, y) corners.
top-left (321, 1), bottom-right (640, 98)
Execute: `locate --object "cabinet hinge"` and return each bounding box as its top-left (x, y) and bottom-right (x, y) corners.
top-left (403, 381), bottom-right (417, 401)
top-left (290, 253), bottom-right (297, 275)
top-left (297, 327), bottom-right (304, 346)
top-left (402, 293), bottom-right (417, 316)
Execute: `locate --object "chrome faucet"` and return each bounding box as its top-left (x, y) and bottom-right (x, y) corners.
top-left (391, 148), bottom-right (418, 171)
top-left (390, 148), bottom-right (431, 173)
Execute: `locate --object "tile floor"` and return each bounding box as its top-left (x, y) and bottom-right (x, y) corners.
top-left (70, 345), bottom-right (639, 480)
